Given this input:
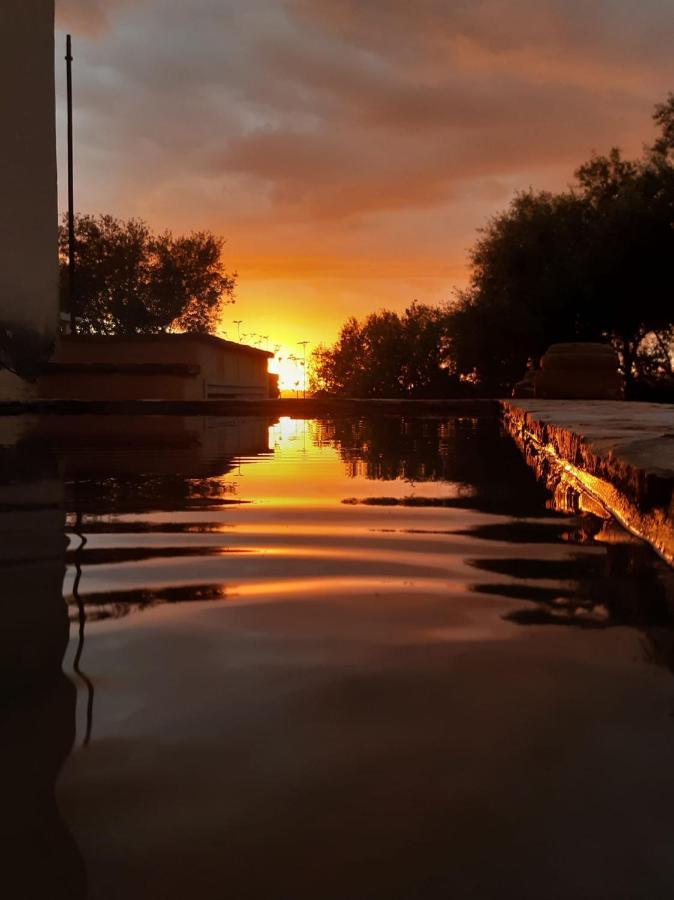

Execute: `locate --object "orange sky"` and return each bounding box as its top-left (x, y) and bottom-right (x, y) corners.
top-left (55, 0), bottom-right (674, 385)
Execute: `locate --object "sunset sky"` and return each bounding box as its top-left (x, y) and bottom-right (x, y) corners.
top-left (55, 0), bottom-right (674, 383)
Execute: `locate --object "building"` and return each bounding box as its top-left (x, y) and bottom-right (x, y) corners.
top-left (0, 7), bottom-right (271, 407)
top-left (0, 1), bottom-right (59, 401)
top-left (38, 334), bottom-right (276, 401)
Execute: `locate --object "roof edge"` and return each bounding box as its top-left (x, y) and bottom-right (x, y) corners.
top-left (60, 333), bottom-right (274, 358)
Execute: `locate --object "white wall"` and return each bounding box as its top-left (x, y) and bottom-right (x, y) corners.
top-left (0, 0), bottom-right (58, 384)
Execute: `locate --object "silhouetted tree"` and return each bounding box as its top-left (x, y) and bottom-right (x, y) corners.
top-left (446, 191), bottom-right (592, 394)
top-left (317, 96), bottom-right (674, 398)
top-left (311, 302), bottom-right (470, 397)
top-left (447, 95), bottom-right (674, 394)
top-left (59, 214), bottom-right (236, 335)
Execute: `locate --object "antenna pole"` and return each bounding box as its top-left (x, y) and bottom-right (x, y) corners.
top-left (298, 341), bottom-right (309, 399)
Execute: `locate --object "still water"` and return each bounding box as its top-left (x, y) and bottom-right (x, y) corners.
top-left (3, 414), bottom-right (674, 899)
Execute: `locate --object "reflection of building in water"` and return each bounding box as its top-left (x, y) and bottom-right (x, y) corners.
top-left (0, 420), bottom-right (86, 898)
top-left (12, 416), bottom-right (277, 626)
top-left (26, 414), bottom-right (275, 486)
top-left (57, 415), bottom-right (274, 516)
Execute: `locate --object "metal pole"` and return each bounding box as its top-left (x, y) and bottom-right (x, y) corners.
top-left (66, 35), bottom-right (76, 332)
top-left (298, 341), bottom-right (309, 399)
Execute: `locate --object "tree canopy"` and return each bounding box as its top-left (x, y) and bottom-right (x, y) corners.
top-left (60, 215), bottom-right (236, 335)
top-left (314, 95), bottom-right (674, 398)
top-left (310, 302), bottom-right (470, 398)
top-left (447, 95), bottom-right (674, 394)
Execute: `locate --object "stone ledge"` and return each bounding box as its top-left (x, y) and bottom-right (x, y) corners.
top-left (501, 400), bottom-right (674, 565)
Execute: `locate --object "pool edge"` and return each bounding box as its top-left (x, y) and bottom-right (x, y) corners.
top-left (501, 399), bottom-right (674, 567)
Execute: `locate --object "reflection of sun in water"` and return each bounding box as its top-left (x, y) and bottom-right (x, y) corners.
top-left (269, 417), bottom-right (308, 450)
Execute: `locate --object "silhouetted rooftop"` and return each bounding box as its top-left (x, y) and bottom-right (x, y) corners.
top-left (60, 333), bottom-right (274, 359)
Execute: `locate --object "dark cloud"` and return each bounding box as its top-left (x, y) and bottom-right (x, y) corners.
top-left (292, 0), bottom-right (674, 68)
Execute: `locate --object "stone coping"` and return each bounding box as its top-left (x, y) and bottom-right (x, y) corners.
top-left (502, 400), bottom-right (674, 565)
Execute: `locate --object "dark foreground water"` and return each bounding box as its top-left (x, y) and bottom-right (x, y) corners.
top-left (3, 414), bottom-right (674, 899)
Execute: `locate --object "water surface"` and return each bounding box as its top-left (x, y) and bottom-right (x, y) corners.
top-left (3, 414), bottom-right (674, 899)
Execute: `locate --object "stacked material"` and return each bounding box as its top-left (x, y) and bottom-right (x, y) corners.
top-left (534, 343), bottom-right (623, 399)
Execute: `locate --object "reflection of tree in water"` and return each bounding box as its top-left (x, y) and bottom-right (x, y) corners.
top-left (314, 416), bottom-right (482, 482)
top-left (65, 474), bottom-right (241, 517)
top-left (314, 417), bottom-right (454, 481)
top-left (67, 583), bottom-right (228, 624)
top-left (316, 416), bottom-right (552, 516)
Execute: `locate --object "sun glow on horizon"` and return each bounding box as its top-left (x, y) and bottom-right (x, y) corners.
top-left (215, 315), bottom-right (312, 392)
top-left (269, 349), bottom-right (308, 393)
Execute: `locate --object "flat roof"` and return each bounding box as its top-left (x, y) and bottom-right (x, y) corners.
top-left (61, 333), bottom-right (274, 359)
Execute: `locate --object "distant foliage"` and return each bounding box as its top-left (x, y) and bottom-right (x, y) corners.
top-left (59, 215), bottom-right (236, 335)
top-left (310, 302), bottom-right (472, 398)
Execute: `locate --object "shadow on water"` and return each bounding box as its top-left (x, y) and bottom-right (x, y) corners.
top-left (0, 431), bottom-right (86, 899)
